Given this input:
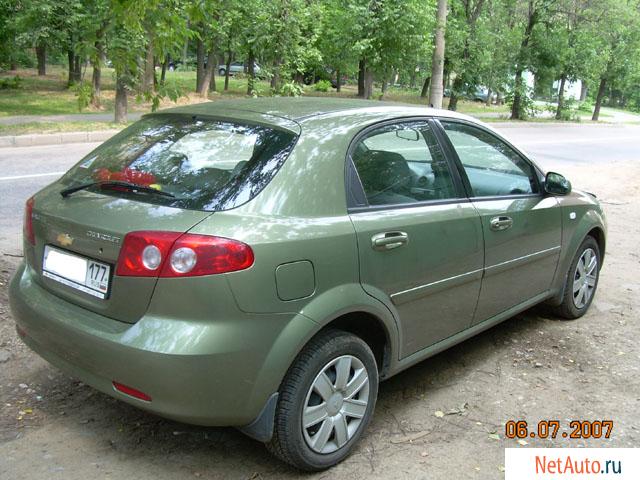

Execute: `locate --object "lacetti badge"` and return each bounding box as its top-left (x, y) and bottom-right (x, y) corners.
top-left (86, 230), bottom-right (121, 244)
top-left (56, 233), bottom-right (74, 247)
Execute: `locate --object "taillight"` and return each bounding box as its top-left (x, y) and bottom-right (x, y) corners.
top-left (116, 231), bottom-right (254, 277)
top-left (115, 231), bottom-right (182, 277)
top-left (24, 196), bottom-right (35, 245)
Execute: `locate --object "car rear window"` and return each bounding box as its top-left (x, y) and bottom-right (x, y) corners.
top-left (61, 115), bottom-right (297, 211)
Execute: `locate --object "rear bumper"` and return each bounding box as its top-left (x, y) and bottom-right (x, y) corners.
top-left (9, 263), bottom-right (316, 427)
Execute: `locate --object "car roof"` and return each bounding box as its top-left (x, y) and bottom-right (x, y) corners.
top-left (158, 97), bottom-right (477, 124)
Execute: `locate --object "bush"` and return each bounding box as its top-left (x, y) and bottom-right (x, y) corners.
top-left (577, 100), bottom-right (593, 113)
top-left (73, 81), bottom-right (92, 111)
top-left (505, 85), bottom-right (539, 119)
top-left (314, 79), bottom-right (331, 92)
top-left (0, 75), bottom-right (22, 90)
top-left (278, 81), bottom-right (304, 97)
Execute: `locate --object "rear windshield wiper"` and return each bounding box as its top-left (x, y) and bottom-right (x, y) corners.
top-left (60, 181), bottom-right (175, 199)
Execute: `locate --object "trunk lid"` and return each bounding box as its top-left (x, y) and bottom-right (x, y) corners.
top-left (28, 185), bottom-right (211, 323)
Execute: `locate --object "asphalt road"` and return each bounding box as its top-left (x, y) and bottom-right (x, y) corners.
top-left (1, 123), bottom-right (639, 256)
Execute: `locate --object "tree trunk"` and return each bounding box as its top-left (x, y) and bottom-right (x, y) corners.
top-left (592, 76), bottom-right (606, 121)
top-left (485, 87), bottom-right (492, 106)
top-left (224, 50), bottom-right (232, 91)
top-left (420, 76), bottom-right (430, 98)
top-left (364, 68), bottom-right (373, 99)
top-left (210, 54), bottom-right (217, 92)
top-left (335, 68), bottom-right (341, 92)
top-left (246, 48), bottom-right (256, 95)
top-left (160, 58), bottom-right (168, 85)
top-left (496, 91), bottom-right (503, 105)
top-left (73, 55), bottom-right (81, 82)
top-left (143, 33), bottom-right (155, 93)
top-left (196, 37), bottom-right (205, 92)
top-left (198, 50), bottom-right (216, 97)
top-left (579, 81), bottom-right (587, 102)
top-left (448, 76), bottom-right (464, 111)
top-left (510, 3), bottom-right (537, 120)
top-left (511, 68), bottom-right (524, 119)
top-left (115, 74), bottom-right (128, 123)
top-left (35, 43), bottom-right (46, 76)
top-left (182, 33), bottom-right (189, 66)
top-left (555, 74), bottom-right (567, 120)
top-left (410, 67), bottom-right (417, 89)
top-left (381, 77), bottom-right (388, 95)
top-left (90, 36), bottom-right (103, 107)
top-left (428, 0), bottom-right (447, 108)
top-left (358, 59), bottom-right (366, 97)
top-left (67, 49), bottom-right (75, 86)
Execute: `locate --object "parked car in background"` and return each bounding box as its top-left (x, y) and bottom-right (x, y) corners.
top-left (11, 98), bottom-right (605, 471)
top-left (470, 86), bottom-right (497, 103)
top-left (218, 61), bottom-right (262, 76)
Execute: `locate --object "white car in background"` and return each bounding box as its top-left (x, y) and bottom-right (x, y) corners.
top-left (218, 61), bottom-right (262, 76)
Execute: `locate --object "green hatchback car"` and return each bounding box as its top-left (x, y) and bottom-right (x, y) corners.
top-left (10, 98), bottom-right (605, 470)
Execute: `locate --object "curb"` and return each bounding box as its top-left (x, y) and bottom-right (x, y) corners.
top-left (0, 130), bottom-right (121, 148)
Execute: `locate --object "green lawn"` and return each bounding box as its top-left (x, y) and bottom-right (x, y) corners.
top-left (0, 121), bottom-right (129, 136)
top-left (0, 65), bottom-right (258, 118)
top-left (0, 65), bottom-right (511, 122)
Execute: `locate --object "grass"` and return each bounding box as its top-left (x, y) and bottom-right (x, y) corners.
top-left (0, 121), bottom-right (128, 136)
top-left (0, 65), bottom-right (511, 120)
top-left (3, 65), bottom-right (634, 132)
top-left (0, 65), bottom-right (268, 118)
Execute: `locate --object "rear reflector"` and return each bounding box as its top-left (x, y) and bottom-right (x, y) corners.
top-left (24, 196), bottom-right (35, 245)
top-left (116, 231), bottom-right (254, 277)
top-left (112, 381), bottom-right (152, 402)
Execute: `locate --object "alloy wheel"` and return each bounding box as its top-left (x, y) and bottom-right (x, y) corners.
top-left (302, 355), bottom-right (370, 454)
top-left (572, 247), bottom-right (598, 309)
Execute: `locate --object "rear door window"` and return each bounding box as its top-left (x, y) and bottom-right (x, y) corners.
top-left (351, 122), bottom-right (458, 206)
top-left (62, 115), bottom-right (297, 211)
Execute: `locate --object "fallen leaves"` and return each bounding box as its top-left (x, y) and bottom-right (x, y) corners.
top-left (390, 430), bottom-right (431, 444)
top-left (434, 403), bottom-right (469, 418)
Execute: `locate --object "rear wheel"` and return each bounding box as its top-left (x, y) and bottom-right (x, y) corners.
top-left (267, 330), bottom-right (378, 471)
top-left (553, 236), bottom-right (600, 319)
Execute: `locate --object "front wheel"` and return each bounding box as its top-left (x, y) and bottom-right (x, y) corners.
top-left (267, 330), bottom-right (378, 471)
top-left (218, 68), bottom-right (226, 76)
top-left (553, 236), bottom-right (601, 319)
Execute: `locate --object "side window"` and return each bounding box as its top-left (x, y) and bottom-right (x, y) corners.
top-left (441, 122), bottom-right (539, 197)
top-left (351, 122), bottom-right (457, 206)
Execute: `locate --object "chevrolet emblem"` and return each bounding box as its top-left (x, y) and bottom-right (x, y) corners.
top-left (57, 233), bottom-right (74, 247)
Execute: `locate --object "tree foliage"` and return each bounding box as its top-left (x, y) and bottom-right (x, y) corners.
top-left (1, 0), bottom-right (639, 121)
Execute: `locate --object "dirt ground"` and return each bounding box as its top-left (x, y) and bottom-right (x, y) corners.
top-left (1, 160), bottom-right (639, 480)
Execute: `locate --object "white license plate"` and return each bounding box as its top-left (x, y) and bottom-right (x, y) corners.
top-left (42, 245), bottom-right (111, 299)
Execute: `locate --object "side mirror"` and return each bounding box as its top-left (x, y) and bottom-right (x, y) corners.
top-left (544, 172), bottom-right (571, 195)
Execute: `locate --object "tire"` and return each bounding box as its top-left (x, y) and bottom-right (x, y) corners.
top-left (267, 330), bottom-right (378, 471)
top-left (552, 236), bottom-right (601, 319)
top-left (218, 68), bottom-right (226, 76)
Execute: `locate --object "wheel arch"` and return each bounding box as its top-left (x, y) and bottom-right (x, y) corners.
top-left (587, 226), bottom-right (606, 262)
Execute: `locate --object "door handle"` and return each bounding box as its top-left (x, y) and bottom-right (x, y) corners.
top-left (490, 215), bottom-right (513, 231)
top-left (371, 231), bottom-right (409, 251)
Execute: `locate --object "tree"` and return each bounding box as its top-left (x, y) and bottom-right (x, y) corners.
top-left (15, 0), bottom-right (67, 76)
top-left (446, 0), bottom-right (486, 111)
top-left (588, 0), bottom-right (640, 120)
top-left (510, 0), bottom-right (553, 120)
top-left (429, 0), bottom-right (448, 108)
